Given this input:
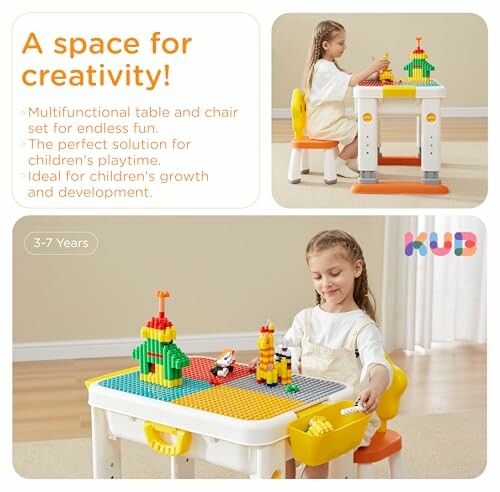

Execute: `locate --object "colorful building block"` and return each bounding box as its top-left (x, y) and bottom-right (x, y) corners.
top-left (378, 53), bottom-right (394, 84)
top-left (255, 322), bottom-right (294, 387)
top-left (404, 36), bottom-right (435, 82)
top-left (340, 401), bottom-right (366, 415)
top-left (306, 415), bottom-right (335, 436)
top-left (210, 349), bottom-right (236, 378)
top-left (132, 290), bottom-right (190, 388)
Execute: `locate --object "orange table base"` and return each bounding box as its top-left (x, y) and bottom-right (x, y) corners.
top-left (351, 181), bottom-right (449, 195)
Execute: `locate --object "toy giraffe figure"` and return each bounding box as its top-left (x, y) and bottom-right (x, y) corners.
top-left (256, 322), bottom-right (279, 387)
top-left (132, 290), bottom-right (190, 388)
top-left (378, 53), bottom-right (394, 84)
top-left (256, 322), bottom-right (293, 387)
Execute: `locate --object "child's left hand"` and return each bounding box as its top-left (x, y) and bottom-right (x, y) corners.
top-left (355, 388), bottom-right (381, 414)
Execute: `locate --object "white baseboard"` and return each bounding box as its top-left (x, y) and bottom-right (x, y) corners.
top-left (273, 107), bottom-right (488, 119)
top-left (13, 332), bottom-right (285, 362)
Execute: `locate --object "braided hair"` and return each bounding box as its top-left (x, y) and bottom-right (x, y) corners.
top-left (305, 230), bottom-right (377, 322)
top-left (304, 20), bottom-right (345, 98)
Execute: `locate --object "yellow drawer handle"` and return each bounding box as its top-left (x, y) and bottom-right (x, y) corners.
top-left (144, 421), bottom-right (191, 456)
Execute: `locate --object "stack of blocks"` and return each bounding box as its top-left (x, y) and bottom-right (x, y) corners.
top-left (359, 36), bottom-right (437, 88)
top-left (132, 290), bottom-right (190, 388)
top-left (256, 322), bottom-right (293, 387)
top-left (378, 53), bottom-right (394, 84)
top-left (404, 36), bottom-right (435, 82)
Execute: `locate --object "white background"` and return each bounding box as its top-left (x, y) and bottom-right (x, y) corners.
top-left (12, 13), bottom-right (259, 208)
top-left (1, 0), bottom-right (496, 490)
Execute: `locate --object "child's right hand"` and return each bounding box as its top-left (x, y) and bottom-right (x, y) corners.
top-left (369, 57), bottom-right (390, 74)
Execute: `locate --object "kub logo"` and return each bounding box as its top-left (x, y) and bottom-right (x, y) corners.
top-left (404, 232), bottom-right (477, 257)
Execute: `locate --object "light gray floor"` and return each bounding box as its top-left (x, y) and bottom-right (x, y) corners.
top-left (13, 408), bottom-right (486, 479)
top-left (272, 142), bottom-right (487, 209)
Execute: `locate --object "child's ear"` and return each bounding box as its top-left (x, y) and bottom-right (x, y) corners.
top-left (321, 40), bottom-right (329, 51)
top-left (354, 259), bottom-right (363, 278)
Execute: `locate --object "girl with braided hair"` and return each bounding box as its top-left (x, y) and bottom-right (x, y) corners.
top-left (305, 20), bottom-right (389, 178)
top-left (281, 229), bottom-right (392, 478)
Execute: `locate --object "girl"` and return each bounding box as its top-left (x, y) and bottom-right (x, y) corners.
top-left (250, 230), bottom-right (392, 479)
top-left (305, 20), bottom-right (389, 178)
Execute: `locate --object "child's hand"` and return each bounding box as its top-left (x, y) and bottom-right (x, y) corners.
top-left (369, 58), bottom-right (390, 74)
top-left (355, 388), bottom-right (381, 414)
top-left (248, 357), bottom-right (259, 372)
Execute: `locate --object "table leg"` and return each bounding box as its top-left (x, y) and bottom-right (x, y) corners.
top-left (420, 98), bottom-right (442, 184)
top-left (416, 115), bottom-right (421, 157)
top-left (357, 98), bottom-right (378, 184)
top-left (91, 406), bottom-right (122, 478)
top-left (170, 456), bottom-right (195, 478)
top-left (251, 441), bottom-right (287, 479)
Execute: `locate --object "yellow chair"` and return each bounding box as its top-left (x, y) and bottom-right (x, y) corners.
top-left (353, 354), bottom-right (408, 478)
top-left (288, 88), bottom-right (340, 185)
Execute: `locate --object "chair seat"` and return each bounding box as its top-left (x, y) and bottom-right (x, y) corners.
top-left (291, 138), bottom-right (338, 149)
top-left (353, 429), bottom-right (402, 464)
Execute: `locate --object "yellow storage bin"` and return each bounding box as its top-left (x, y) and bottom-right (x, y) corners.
top-left (288, 400), bottom-right (371, 466)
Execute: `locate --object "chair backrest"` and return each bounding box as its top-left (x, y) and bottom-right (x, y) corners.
top-left (376, 354), bottom-right (408, 432)
top-left (291, 88), bottom-right (307, 140)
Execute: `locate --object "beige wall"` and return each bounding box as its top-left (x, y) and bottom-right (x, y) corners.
top-left (272, 13), bottom-right (487, 108)
top-left (13, 216), bottom-right (385, 343)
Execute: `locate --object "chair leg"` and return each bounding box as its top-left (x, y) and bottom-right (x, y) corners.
top-left (288, 148), bottom-right (302, 184)
top-left (355, 463), bottom-right (373, 479)
top-left (300, 150), bottom-right (310, 174)
top-left (388, 451), bottom-right (406, 478)
top-left (323, 149), bottom-right (337, 184)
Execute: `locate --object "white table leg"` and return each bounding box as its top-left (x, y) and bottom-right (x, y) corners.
top-left (377, 114), bottom-right (382, 159)
top-left (170, 456), bottom-right (195, 478)
top-left (416, 114), bottom-right (421, 157)
top-left (420, 98), bottom-right (442, 183)
top-left (91, 406), bottom-right (122, 479)
top-left (357, 98), bottom-right (379, 183)
top-left (251, 441), bottom-right (286, 479)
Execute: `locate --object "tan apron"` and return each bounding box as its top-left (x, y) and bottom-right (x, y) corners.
top-left (300, 308), bottom-right (381, 447)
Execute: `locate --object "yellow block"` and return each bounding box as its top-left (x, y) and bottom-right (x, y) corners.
top-left (383, 85), bottom-right (416, 98)
top-left (140, 325), bottom-right (176, 343)
top-left (140, 371), bottom-right (183, 388)
top-left (173, 385), bottom-right (303, 420)
top-left (307, 415), bottom-right (335, 436)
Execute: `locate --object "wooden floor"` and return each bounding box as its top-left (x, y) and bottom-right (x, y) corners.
top-left (272, 117), bottom-right (488, 143)
top-left (13, 342), bottom-right (486, 442)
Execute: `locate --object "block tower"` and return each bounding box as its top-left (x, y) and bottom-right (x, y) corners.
top-left (378, 53), bottom-right (394, 84)
top-left (132, 290), bottom-right (190, 388)
top-left (256, 322), bottom-right (292, 387)
top-left (403, 36), bottom-right (435, 82)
